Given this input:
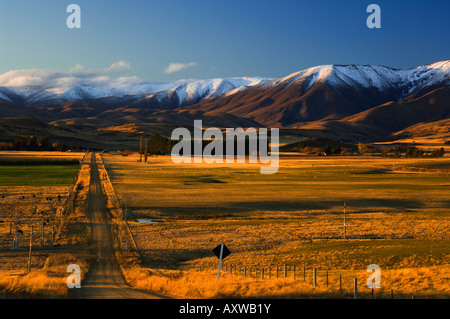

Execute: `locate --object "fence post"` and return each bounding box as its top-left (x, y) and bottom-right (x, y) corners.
top-left (284, 264), bottom-right (287, 278)
top-left (354, 278), bottom-right (358, 299)
top-left (313, 268), bottom-right (317, 287)
top-left (326, 270), bottom-right (328, 288)
top-left (261, 268), bottom-right (264, 280)
top-left (340, 274), bottom-right (342, 293)
top-left (244, 266), bottom-right (247, 278)
top-left (303, 265), bottom-right (306, 282)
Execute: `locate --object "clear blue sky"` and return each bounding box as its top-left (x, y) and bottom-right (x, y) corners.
top-left (0, 0), bottom-right (448, 81)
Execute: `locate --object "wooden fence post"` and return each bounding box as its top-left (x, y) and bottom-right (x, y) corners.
top-left (313, 268), bottom-right (317, 287)
top-left (303, 265), bottom-right (306, 282)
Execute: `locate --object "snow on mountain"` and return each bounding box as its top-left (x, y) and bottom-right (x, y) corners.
top-left (157, 77), bottom-right (271, 106)
top-left (0, 61), bottom-right (447, 107)
top-left (266, 60), bottom-right (449, 99)
top-left (0, 76), bottom-right (271, 106)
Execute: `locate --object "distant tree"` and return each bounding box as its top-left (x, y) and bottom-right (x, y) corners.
top-left (333, 143), bottom-right (342, 155)
top-left (58, 143), bottom-right (68, 152)
top-left (298, 142), bottom-right (305, 152)
top-left (147, 134), bottom-right (173, 155)
top-left (122, 149), bottom-right (132, 156)
top-left (430, 147), bottom-right (445, 158)
top-left (323, 143), bottom-right (332, 155)
top-left (12, 135), bottom-right (52, 151)
top-left (405, 147), bottom-right (424, 158)
top-left (358, 143), bottom-right (369, 154)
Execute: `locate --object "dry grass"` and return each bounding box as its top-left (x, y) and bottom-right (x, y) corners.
top-left (0, 253), bottom-right (90, 298)
top-left (103, 154), bottom-right (450, 298)
top-left (119, 264), bottom-right (450, 299)
top-left (0, 152), bottom-right (92, 298)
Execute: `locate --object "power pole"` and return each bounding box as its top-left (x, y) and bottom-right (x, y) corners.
top-left (28, 226), bottom-right (33, 273)
top-left (343, 202), bottom-right (347, 242)
top-left (9, 209), bottom-right (12, 235)
top-left (51, 207), bottom-right (55, 249)
top-left (40, 213), bottom-right (45, 248)
top-left (139, 135), bottom-right (143, 163)
top-left (13, 211), bottom-right (19, 249)
top-left (144, 138), bottom-right (148, 163)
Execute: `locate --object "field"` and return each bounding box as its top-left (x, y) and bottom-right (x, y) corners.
top-left (0, 151), bottom-right (90, 297)
top-left (102, 153), bottom-right (450, 298)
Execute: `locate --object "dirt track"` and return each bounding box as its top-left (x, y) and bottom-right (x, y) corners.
top-left (71, 154), bottom-right (166, 299)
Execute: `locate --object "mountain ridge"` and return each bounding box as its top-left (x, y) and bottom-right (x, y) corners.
top-left (0, 60), bottom-right (449, 147)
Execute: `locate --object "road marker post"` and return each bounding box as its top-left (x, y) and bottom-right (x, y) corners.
top-left (213, 243), bottom-right (231, 282)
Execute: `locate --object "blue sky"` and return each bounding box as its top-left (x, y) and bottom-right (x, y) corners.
top-left (0, 0), bottom-right (448, 82)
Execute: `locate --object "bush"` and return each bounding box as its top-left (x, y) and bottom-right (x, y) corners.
top-left (122, 149), bottom-right (133, 157)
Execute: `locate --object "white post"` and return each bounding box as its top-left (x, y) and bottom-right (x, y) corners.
top-left (216, 243), bottom-right (224, 282)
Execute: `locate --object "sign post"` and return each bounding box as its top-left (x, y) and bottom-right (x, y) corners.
top-left (212, 243), bottom-right (231, 282)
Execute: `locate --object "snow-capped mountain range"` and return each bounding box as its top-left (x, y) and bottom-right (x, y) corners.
top-left (261, 60), bottom-right (450, 98)
top-left (0, 77), bottom-right (272, 106)
top-left (0, 60), bottom-right (448, 108)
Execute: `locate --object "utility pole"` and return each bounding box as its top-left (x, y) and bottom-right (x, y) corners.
top-left (28, 226), bottom-right (33, 273)
top-left (40, 212), bottom-right (45, 248)
top-left (13, 211), bottom-right (19, 249)
top-left (139, 135), bottom-right (143, 163)
top-left (144, 138), bottom-right (148, 163)
top-left (343, 202), bottom-right (347, 242)
top-left (9, 209), bottom-right (12, 235)
top-left (51, 207), bottom-right (55, 249)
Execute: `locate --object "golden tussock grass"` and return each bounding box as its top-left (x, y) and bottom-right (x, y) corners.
top-left (119, 264), bottom-right (450, 299)
top-left (103, 154), bottom-right (449, 298)
top-left (0, 253), bottom-right (90, 298)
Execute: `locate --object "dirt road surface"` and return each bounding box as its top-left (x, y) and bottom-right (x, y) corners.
top-left (71, 154), bottom-right (167, 299)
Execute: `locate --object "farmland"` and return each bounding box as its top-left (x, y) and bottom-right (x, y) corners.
top-left (0, 150), bottom-right (448, 299)
top-left (0, 151), bottom-right (89, 297)
top-left (101, 153), bottom-right (450, 298)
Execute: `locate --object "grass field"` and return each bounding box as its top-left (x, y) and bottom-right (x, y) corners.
top-left (103, 153), bottom-right (450, 298)
top-left (0, 152), bottom-right (81, 187)
top-left (0, 151), bottom-right (89, 298)
top-left (104, 155), bottom-right (450, 215)
top-left (0, 166), bottom-right (80, 187)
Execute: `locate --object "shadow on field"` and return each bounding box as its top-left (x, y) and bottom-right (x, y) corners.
top-left (141, 248), bottom-right (213, 268)
top-left (228, 198), bottom-right (425, 211)
top-left (144, 198), bottom-right (424, 215)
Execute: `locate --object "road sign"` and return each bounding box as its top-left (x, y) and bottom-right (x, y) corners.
top-left (213, 243), bottom-right (231, 260)
top-left (213, 243), bottom-right (231, 282)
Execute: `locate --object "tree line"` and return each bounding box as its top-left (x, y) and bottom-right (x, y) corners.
top-left (5, 135), bottom-right (84, 152)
